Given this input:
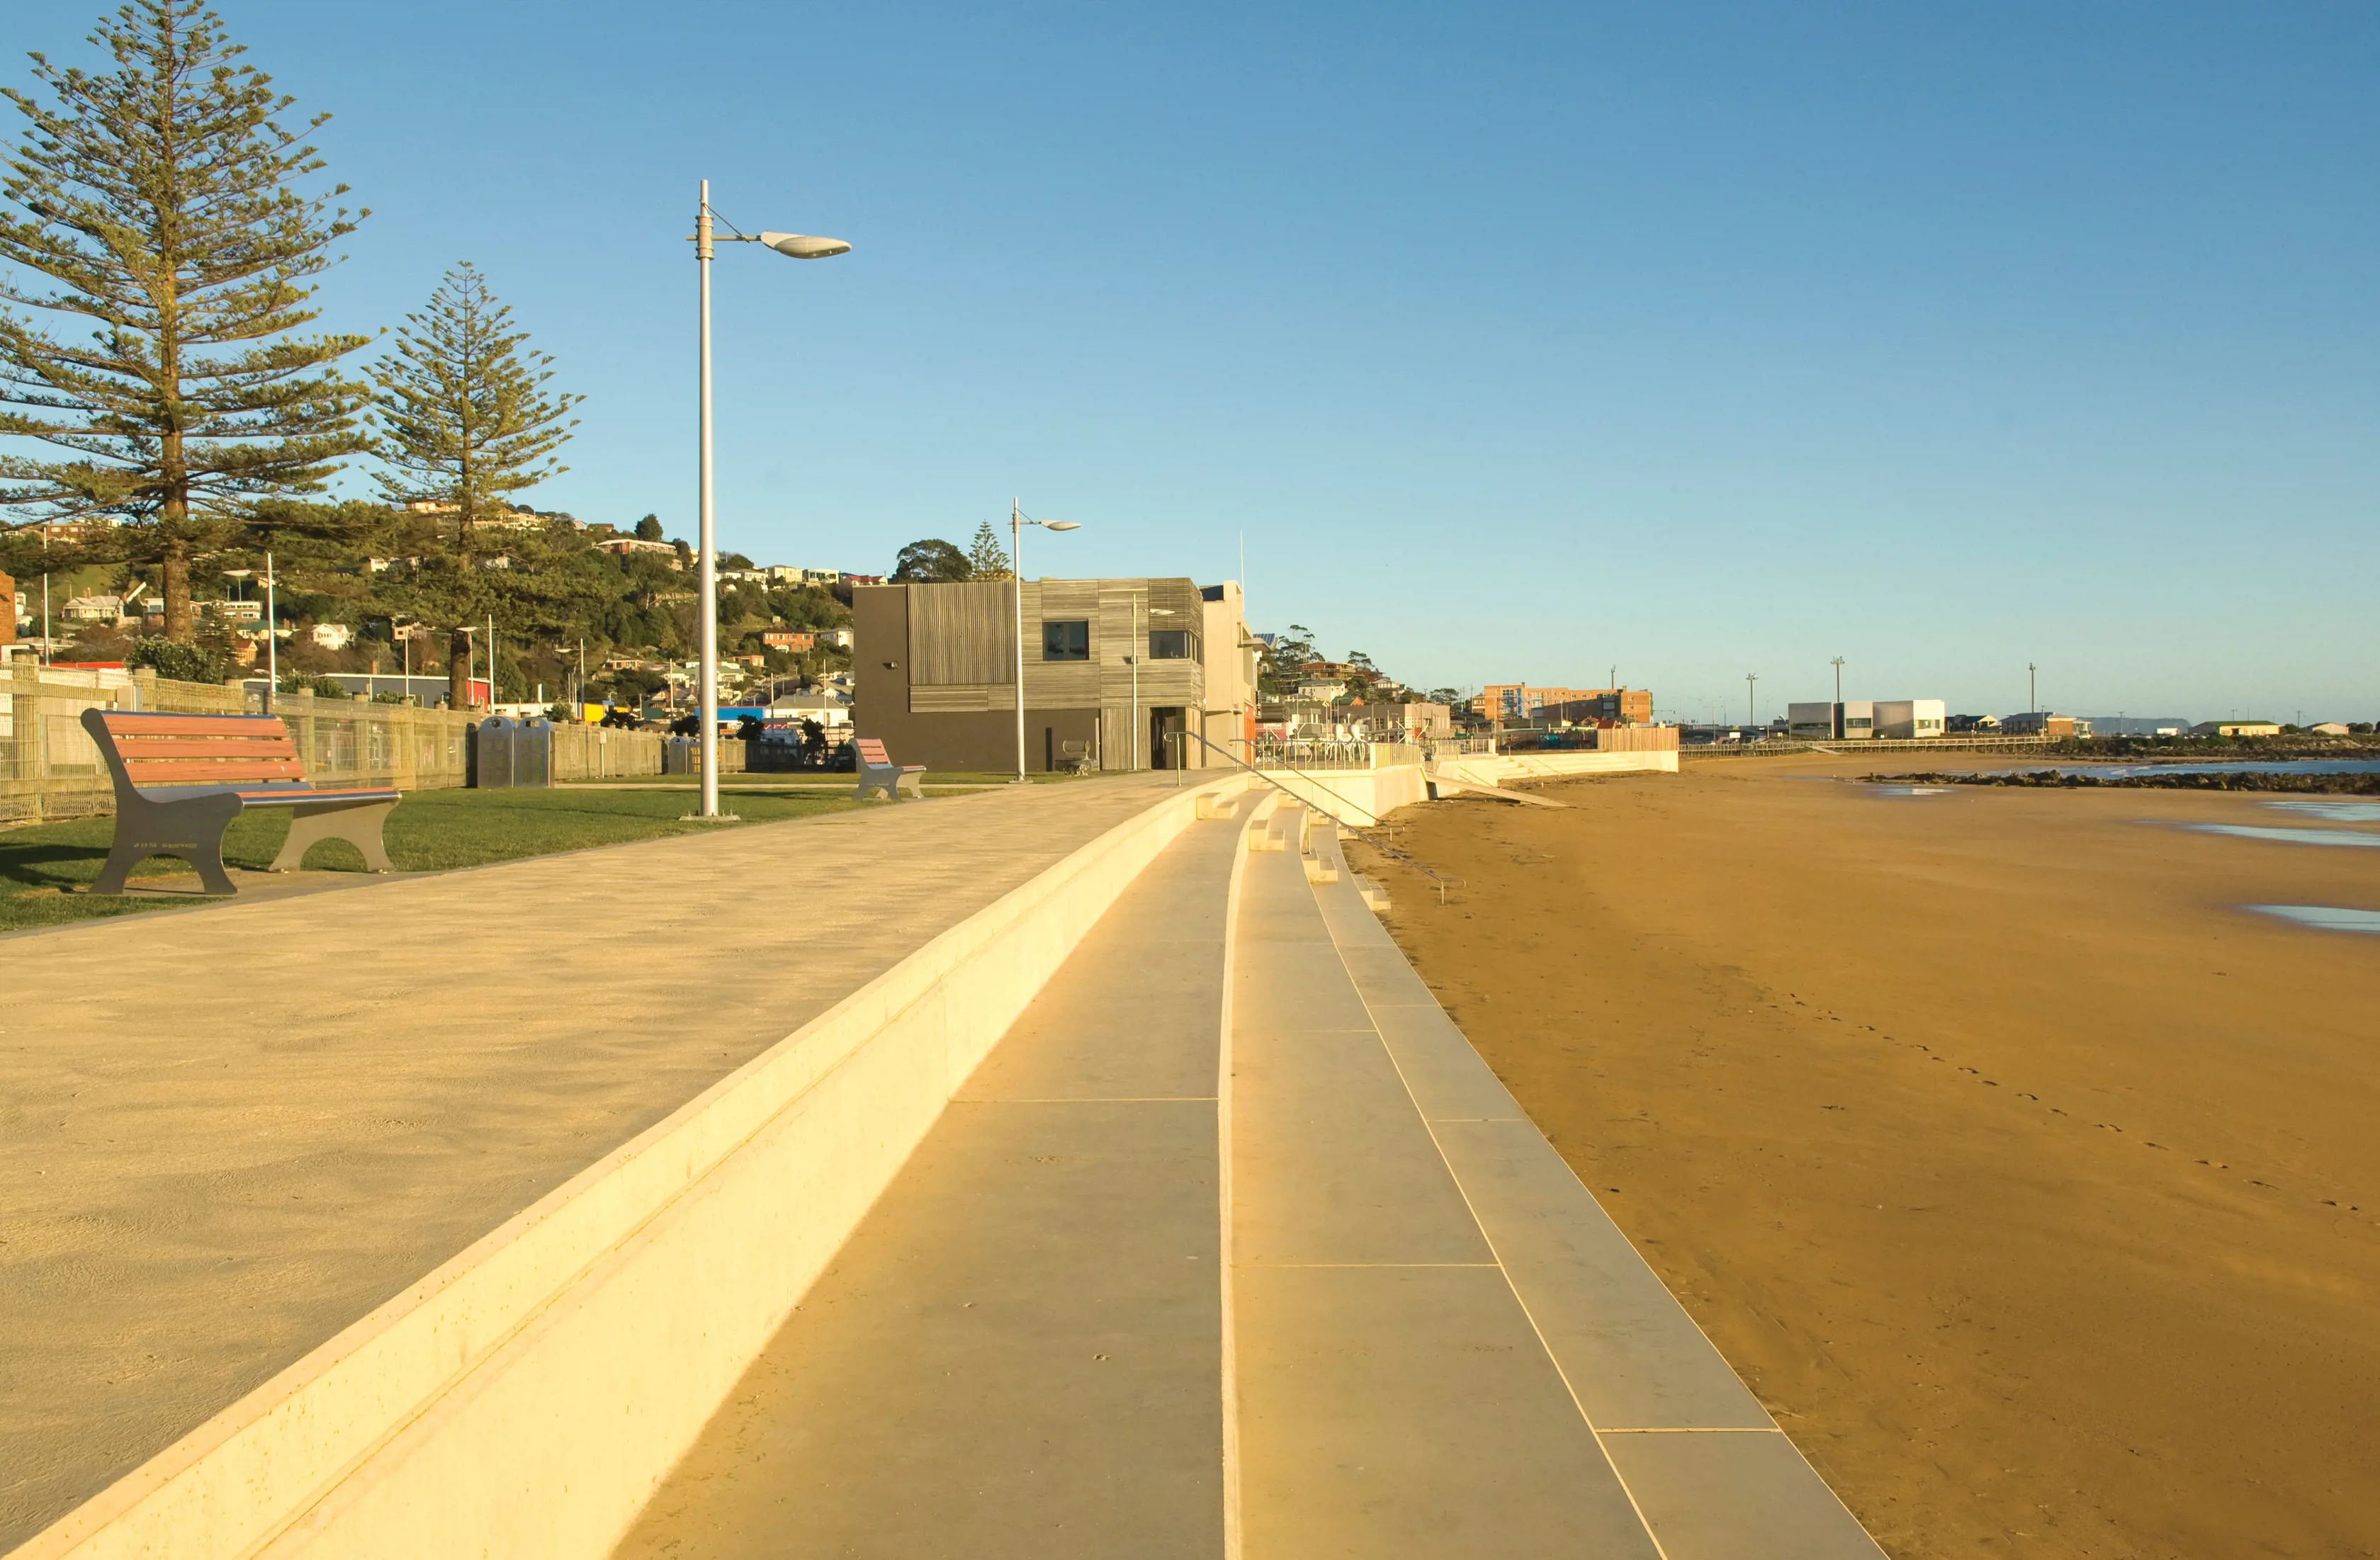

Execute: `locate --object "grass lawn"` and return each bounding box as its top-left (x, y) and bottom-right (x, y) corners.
top-left (0, 787), bottom-right (864, 932)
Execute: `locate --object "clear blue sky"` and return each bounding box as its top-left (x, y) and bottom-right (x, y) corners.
top-left (18, 1), bottom-right (2379, 720)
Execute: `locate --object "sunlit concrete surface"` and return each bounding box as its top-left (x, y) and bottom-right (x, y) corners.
top-left (0, 774), bottom-right (1183, 1551)
top-left (612, 806), bottom-right (1242, 1559)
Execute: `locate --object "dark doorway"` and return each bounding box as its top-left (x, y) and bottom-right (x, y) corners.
top-left (1150, 706), bottom-right (1187, 769)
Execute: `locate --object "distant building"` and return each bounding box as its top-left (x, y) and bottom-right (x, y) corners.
top-left (1295, 679), bottom-right (1348, 702)
top-left (62, 593), bottom-right (125, 624)
top-left (1945, 713), bottom-right (2000, 734)
top-left (1473, 684), bottom-right (1652, 724)
top-left (1787, 699), bottom-right (1943, 739)
top-left (855, 576), bottom-right (1254, 772)
top-left (765, 566), bottom-right (843, 587)
top-left (820, 626), bottom-right (853, 650)
top-left (1872, 699), bottom-right (1946, 740)
top-left (2002, 712), bottom-right (2084, 738)
top-left (2311, 722), bottom-right (2352, 736)
top-left (310, 623), bottom-right (354, 650)
top-left (594, 537), bottom-right (682, 565)
top-left (0, 570), bottom-right (14, 648)
top-left (2191, 720), bottom-right (2282, 738)
top-left (761, 630), bottom-right (817, 652)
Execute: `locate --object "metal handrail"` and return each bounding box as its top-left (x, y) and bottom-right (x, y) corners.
top-left (1178, 730), bottom-right (1461, 900)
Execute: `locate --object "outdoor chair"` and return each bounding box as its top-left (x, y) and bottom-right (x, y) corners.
top-left (1056, 739), bottom-right (1093, 775)
top-left (80, 708), bottom-right (400, 896)
top-left (852, 736), bottom-right (927, 801)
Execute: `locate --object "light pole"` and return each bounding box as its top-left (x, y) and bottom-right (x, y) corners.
top-left (1746, 672), bottom-right (1759, 729)
top-left (264, 552), bottom-right (278, 704)
top-left (691, 179), bottom-right (850, 818)
top-left (2029, 662), bottom-right (2037, 714)
top-left (1831, 655), bottom-right (1845, 738)
top-left (1008, 499), bottom-right (1080, 780)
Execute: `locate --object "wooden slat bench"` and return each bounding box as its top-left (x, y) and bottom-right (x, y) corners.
top-left (852, 736), bottom-right (926, 801)
top-left (79, 708), bottom-right (402, 896)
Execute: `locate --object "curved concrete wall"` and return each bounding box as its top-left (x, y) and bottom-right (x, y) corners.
top-left (16, 776), bottom-right (1252, 1560)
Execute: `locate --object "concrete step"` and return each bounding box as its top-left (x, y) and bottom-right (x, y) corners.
top-left (1229, 808), bottom-right (1885, 1559)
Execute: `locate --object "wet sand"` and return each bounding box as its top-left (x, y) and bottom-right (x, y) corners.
top-left (1353, 757), bottom-right (2380, 1559)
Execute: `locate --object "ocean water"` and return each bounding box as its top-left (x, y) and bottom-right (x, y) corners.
top-left (2182, 824), bottom-right (2380, 849)
top-left (2248, 905), bottom-right (2380, 934)
top-left (2262, 798), bottom-right (2380, 823)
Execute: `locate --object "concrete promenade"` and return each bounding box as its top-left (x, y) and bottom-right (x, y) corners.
top-left (0, 774), bottom-right (1183, 1551)
top-left (616, 796), bottom-right (1884, 1558)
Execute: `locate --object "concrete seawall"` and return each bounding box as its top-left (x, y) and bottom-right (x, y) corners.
top-left (15, 776), bottom-right (1252, 1560)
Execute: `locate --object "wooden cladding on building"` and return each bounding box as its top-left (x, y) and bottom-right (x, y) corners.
top-left (906, 581), bottom-right (1015, 687)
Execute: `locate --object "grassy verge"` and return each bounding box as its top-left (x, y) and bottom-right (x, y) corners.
top-left (0, 787), bottom-right (863, 932)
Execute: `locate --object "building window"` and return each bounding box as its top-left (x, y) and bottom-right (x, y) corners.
top-left (1042, 620), bottom-right (1090, 661)
top-left (1149, 629), bottom-right (1195, 660)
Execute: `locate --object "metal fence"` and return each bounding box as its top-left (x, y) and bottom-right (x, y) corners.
top-left (1240, 737), bottom-right (1428, 772)
top-left (2, 665), bottom-right (665, 825)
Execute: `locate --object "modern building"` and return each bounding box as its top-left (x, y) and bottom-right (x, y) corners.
top-left (760, 630), bottom-right (816, 652)
top-left (2001, 711), bottom-right (2085, 737)
top-left (1473, 684), bottom-right (1652, 724)
top-left (1788, 701), bottom-right (1870, 739)
top-left (2191, 720), bottom-right (2281, 738)
top-left (1872, 699), bottom-right (1946, 740)
top-left (854, 577), bottom-right (1257, 773)
top-left (1787, 699), bottom-right (1943, 740)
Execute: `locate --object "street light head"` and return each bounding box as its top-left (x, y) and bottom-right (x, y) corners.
top-left (759, 232), bottom-right (852, 259)
top-left (1042, 521), bottom-right (1081, 531)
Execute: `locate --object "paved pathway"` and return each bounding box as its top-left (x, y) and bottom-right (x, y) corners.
top-left (0, 775), bottom-right (1180, 1551)
top-left (617, 797), bottom-right (1885, 1557)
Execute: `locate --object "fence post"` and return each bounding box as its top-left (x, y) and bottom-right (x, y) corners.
top-left (11, 661), bottom-right (44, 824)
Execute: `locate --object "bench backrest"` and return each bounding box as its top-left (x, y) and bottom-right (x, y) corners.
top-left (854, 737), bottom-right (891, 765)
top-left (87, 711), bottom-right (308, 791)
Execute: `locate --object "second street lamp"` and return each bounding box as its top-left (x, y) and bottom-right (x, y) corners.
top-left (1008, 501), bottom-right (1081, 780)
top-left (691, 179), bottom-right (850, 818)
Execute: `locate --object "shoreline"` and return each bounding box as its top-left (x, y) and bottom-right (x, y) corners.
top-left (1353, 759), bottom-right (2380, 1559)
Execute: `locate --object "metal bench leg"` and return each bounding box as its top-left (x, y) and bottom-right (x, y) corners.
top-left (94, 793), bottom-right (243, 896)
top-left (271, 801), bottom-right (396, 873)
top-left (896, 770), bottom-right (925, 799)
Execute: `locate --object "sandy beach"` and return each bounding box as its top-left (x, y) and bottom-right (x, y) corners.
top-left (1354, 756), bottom-right (2380, 1559)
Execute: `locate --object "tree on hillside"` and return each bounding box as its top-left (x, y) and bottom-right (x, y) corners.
top-left (1258, 623), bottom-right (1317, 699)
top-left (966, 521), bottom-right (1010, 580)
top-left (369, 262), bottom-right (580, 706)
top-left (891, 537), bottom-right (970, 583)
top-left (634, 513), bottom-right (662, 541)
top-left (0, 0), bottom-right (373, 641)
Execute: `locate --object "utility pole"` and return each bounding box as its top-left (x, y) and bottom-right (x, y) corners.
top-left (2029, 662), bottom-right (2037, 713)
top-left (1746, 672), bottom-right (1759, 728)
top-left (1831, 655), bottom-right (1844, 703)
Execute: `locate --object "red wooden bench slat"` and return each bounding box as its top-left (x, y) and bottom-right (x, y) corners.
top-left (120, 759), bottom-right (308, 784)
top-left (95, 713), bottom-right (288, 738)
top-left (233, 788), bottom-right (398, 803)
top-left (855, 738), bottom-right (889, 759)
top-left (116, 737), bottom-right (300, 759)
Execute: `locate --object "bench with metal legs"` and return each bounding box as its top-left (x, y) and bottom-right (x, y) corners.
top-left (851, 736), bottom-right (927, 801)
top-left (81, 708), bottom-right (402, 896)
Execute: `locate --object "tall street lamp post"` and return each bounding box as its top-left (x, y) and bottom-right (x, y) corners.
top-left (692, 179), bottom-right (850, 818)
top-left (1008, 499), bottom-right (1080, 780)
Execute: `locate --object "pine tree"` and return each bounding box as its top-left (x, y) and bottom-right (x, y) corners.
top-left (967, 520), bottom-right (1011, 580)
top-left (0, 1), bottom-right (371, 640)
top-left (368, 262), bottom-right (580, 708)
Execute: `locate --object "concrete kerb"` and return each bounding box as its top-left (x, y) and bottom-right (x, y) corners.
top-left (14, 771), bottom-right (1256, 1560)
